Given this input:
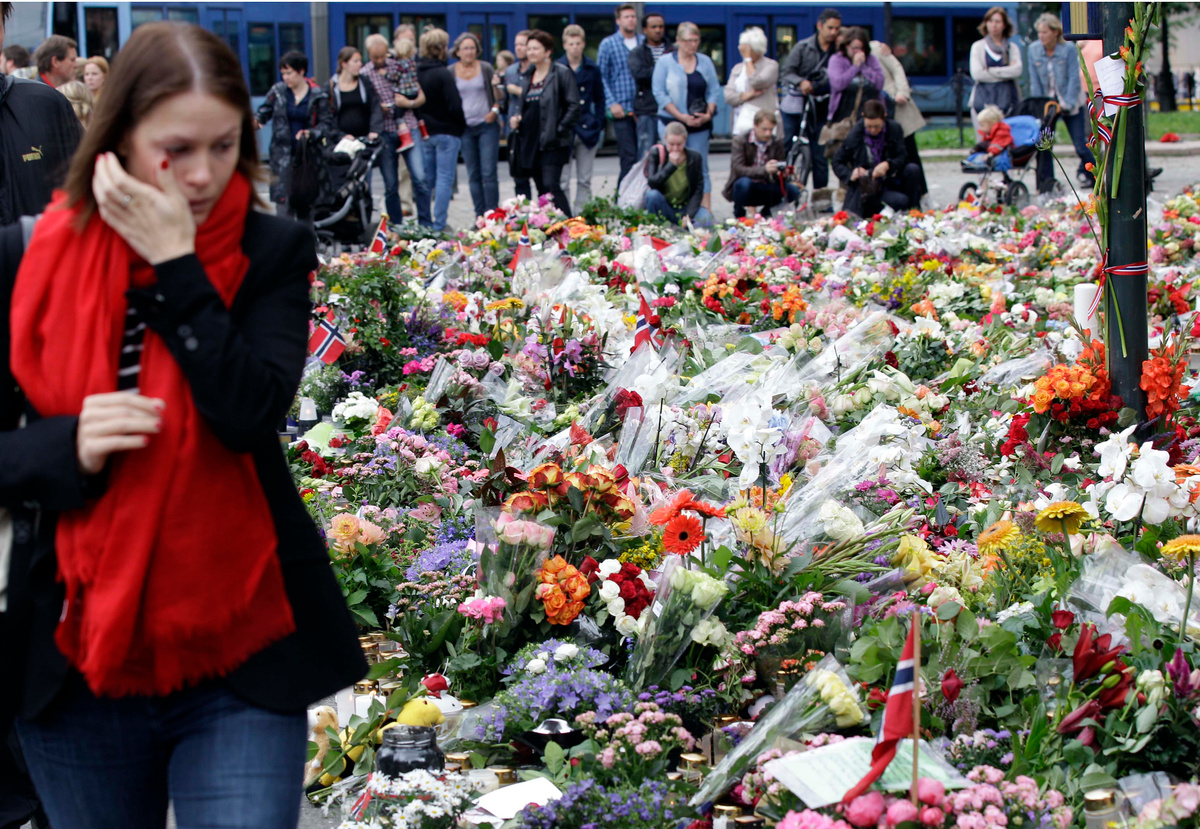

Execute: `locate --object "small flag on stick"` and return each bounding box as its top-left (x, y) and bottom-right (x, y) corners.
top-left (308, 310), bottom-right (346, 364)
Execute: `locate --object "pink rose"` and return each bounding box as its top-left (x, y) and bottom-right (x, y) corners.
top-left (845, 792), bottom-right (886, 828)
top-left (886, 800), bottom-right (919, 827)
top-left (919, 807), bottom-right (944, 827)
top-left (917, 779), bottom-right (945, 807)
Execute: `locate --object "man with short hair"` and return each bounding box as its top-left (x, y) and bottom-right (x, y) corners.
top-left (724, 110), bottom-right (800, 219)
top-left (33, 33), bottom-right (76, 88)
top-left (0, 4), bottom-right (82, 225)
top-left (597, 4), bottom-right (643, 186)
top-left (558, 25), bottom-right (605, 214)
top-left (362, 32), bottom-right (431, 228)
top-left (832, 98), bottom-right (921, 218)
top-left (1, 44), bottom-right (29, 76)
top-left (505, 30), bottom-right (533, 199)
top-left (644, 121), bottom-right (711, 227)
top-left (629, 12), bottom-right (672, 160)
top-left (780, 8), bottom-right (840, 191)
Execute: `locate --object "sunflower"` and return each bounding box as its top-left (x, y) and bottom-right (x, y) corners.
top-left (1035, 501), bottom-right (1088, 535)
top-left (976, 519), bottom-right (1020, 558)
top-left (649, 489), bottom-right (694, 526)
top-left (1160, 535), bottom-right (1200, 563)
top-left (663, 514), bottom-right (704, 555)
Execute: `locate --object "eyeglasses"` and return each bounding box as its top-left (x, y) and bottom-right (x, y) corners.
top-left (678, 37), bottom-right (700, 44)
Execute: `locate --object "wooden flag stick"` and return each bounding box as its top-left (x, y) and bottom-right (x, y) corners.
top-left (911, 610), bottom-right (922, 808)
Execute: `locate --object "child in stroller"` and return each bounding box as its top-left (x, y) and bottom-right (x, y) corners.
top-left (312, 136), bottom-right (384, 253)
top-left (959, 104), bottom-right (1046, 208)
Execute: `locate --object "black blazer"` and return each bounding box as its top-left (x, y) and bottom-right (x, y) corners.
top-left (1, 210), bottom-right (368, 720)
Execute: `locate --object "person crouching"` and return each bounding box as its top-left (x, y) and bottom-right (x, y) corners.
top-left (832, 98), bottom-right (922, 218)
top-left (724, 109), bottom-right (799, 219)
top-left (644, 120), bottom-right (713, 226)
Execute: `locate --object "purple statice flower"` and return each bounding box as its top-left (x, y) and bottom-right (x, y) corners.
top-left (433, 512), bottom-right (475, 547)
top-left (405, 539), bottom-right (472, 582)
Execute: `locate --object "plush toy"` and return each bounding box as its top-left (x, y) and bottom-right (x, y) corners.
top-left (395, 697), bottom-right (446, 727)
top-left (303, 706), bottom-right (338, 789)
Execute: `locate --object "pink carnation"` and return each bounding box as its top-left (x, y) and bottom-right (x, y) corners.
top-left (886, 800), bottom-right (919, 827)
top-left (845, 792), bottom-right (886, 828)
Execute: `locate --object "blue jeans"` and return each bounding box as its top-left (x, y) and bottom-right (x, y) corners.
top-left (380, 129), bottom-right (431, 226)
top-left (644, 189), bottom-right (713, 227)
top-left (17, 680), bottom-right (307, 829)
top-left (460, 120), bottom-right (500, 217)
top-left (635, 114), bottom-right (658, 163)
top-left (421, 133), bottom-right (462, 231)
top-left (657, 122), bottom-right (712, 193)
top-left (731, 176), bottom-right (801, 218)
top-left (612, 115), bottom-right (639, 189)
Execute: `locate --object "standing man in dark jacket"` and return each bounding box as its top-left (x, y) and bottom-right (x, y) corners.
top-left (629, 12), bottom-right (672, 160)
top-left (558, 25), bottom-right (605, 214)
top-left (0, 3), bottom-right (83, 226)
top-left (832, 99), bottom-right (921, 217)
top-left (644, 121), bottom-right (711, 227)
top-left (780, 8), bottom-right (840, 191)
top-left (723, 110), bottom-right (799, 219)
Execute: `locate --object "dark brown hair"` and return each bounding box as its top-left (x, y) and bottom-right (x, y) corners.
top-left (0, 3), bottom-right (12, 25)
top-left (35, 34), bottom-right (77, 75)
top-left (615, 4), bottom-right (637, 18)
top-left (862, 99), bottom-right (886, 120)
top-left (336, 45), bottom-right (360, 74)
top-left (978, 6), bottom-right (1014, 39)
top-left (63, 22), bottom-right (263, 222)
top-left (525, 29), bottom-right (554, 54)
top-left (838, 27), bottom-right (869, 58)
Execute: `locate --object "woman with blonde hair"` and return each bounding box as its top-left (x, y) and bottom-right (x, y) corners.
top-left (58, 79), bottom-right (93, 127)
top-left (652, 21), bottom-right (721, 209)
top-left (82, 56), bottom-right (107, 102)
top-left (1028, 11), bottom-right (1094, 188)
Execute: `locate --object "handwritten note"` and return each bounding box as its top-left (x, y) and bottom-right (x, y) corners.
top-left (1094, 56), bottom-right (1127, 116)
top-left (763, 737), bottom-right (969, 808)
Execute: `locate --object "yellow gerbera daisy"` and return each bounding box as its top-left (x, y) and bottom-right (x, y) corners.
top-left (1035, 501), bottom-right (1088, 535)
top-left (1160, 534), bottom-right (1200, 563)
top-left (977, 519), bottom-right (1020, 557)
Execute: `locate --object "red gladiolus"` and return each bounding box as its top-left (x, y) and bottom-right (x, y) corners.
top-left (1073, 624), bottom-right (1124, 682)
top-left (942, 669), bottom-right (964, 704)
top-left (1051, 610), bottom-right (1075, 629)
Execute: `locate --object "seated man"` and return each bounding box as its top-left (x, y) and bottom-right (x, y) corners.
top-left (832, 99), bottom-right (922, 218)
top-left (645, 121), bottom-right (713, 227)
top-left (724, 109), bottom-right (800, 219)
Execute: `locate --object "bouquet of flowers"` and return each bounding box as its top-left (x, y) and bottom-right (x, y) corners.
top-left (625, 556), bottom-right (729, 691)
top-left (690, 656), bottom-right (866, 810)
top-left (575, 701), bottom-right (696, 787)
top-left (513, 778), bottom-right (689, 829)
top-left (477, 510), bottom-right (555, 638)
top-left (592, 558), bottom-right (656, 637)
top-left (1132, 781), bottom-right (1200, 829)
top-left (337, 769), bottom-right (474, 828)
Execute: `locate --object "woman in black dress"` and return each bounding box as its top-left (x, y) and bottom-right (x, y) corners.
top-left (329, 45), bottom-right (382, 142)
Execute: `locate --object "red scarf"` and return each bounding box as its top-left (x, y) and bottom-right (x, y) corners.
top-left (10, 173), bottom-right (295, 697)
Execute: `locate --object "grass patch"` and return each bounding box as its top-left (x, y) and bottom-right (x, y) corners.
top-left (914, 110), bottom-right (1200, 152)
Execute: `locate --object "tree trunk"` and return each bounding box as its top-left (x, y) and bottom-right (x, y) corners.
top-left (1158, 12), bottom-right (1178, 111)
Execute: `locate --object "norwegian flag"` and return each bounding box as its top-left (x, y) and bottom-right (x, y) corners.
top-left (650, 236), bottom-right (671, 252)
top-left (841, 619), bottom-right (920, 804)
top-left (308, 310), bottom-right (346, 364)
top-left (511, 223), bottom-right (534, 271)
top-left (369, 213), bottom-right (390, 256)
top-left (631, 293), bottom-right (663, 353)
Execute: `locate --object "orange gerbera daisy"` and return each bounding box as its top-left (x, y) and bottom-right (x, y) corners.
top-left (649, 489), bottom-right (693, 525)
top-left (681, 497), bottom-right (725, 519)
top-left (663, 514), bottom-right (704, 555)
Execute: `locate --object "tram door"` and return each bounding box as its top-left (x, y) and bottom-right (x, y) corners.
top-left (732, 12), bottom-right (813, 68)
top-left (460, 12), bottom-right (516, 64)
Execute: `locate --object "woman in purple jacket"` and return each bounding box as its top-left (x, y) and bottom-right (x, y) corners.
top-left (826, 28), bottom-right (883, 126)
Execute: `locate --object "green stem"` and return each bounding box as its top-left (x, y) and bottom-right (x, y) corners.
top-left (1180, 552), bottom-right (1196, 646)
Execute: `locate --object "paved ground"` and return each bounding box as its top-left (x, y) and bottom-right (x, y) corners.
top-left (256, 139), bottom-right (1200, 235)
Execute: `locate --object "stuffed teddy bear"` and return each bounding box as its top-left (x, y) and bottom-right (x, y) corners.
top-left (303, 705), bottom-right (339, 789)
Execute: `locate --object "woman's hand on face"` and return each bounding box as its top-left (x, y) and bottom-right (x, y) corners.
top-left (76, 392), bottom-right (164, 475)
top-left (92, 152), bottom-right (196, 266)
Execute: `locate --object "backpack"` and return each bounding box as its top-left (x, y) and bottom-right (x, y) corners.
top-left (617, 144), bottom-right (666, 210)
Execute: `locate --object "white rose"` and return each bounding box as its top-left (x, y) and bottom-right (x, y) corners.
top-left (536, 651), bottom-right (550, 662)
top-left (598, 581), bottom-right (622, 603)
top-left (690, 576), bottom-right (729, 611)
top-left (598, 559), bottom-right (623, 579)
top-left (553, 643), bottom-right (579, 662)
top-left (829, 393), bottom-right (856, 417)
top-left (691, 618), bottom-right (729, 647)
top-left (818, 501), bottom-right (865, 543)
top-left (414, 457), bottom-right (446, 477)
top-left (526, 657), bottom-right (547, 675)
top-left (606, 597), bottom-right (626, 617)
top-left (615, 614), bottom-right (639, 637)
top-left (927, 585), bottom-right (963, 611)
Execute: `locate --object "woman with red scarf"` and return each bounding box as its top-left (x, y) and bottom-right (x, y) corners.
top-left (0, 22), bottom-right (365, 827)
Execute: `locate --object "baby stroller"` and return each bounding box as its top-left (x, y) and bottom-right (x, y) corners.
top-left (958, 97), bottom-right (1060, 209)
top-left (313, 136), bottom-right (383, 255)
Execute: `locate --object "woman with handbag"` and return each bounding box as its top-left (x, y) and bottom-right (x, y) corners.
top-left (968, 7), bottom-right (1022, 127)
top-left (254, 50), bottom-right (333, 222)
top-left (509, 30), bottom-right (580, 215)
top-left (871, 40), bottom-right (928, 206)
top-left (3, 22), bottom-right (365, 827)
top-left (823, 28), bottom-right (884, 165)
top-left (651, 21), bottom-right (721, 210)
top-left (724, 27), bottom-right (778, 139)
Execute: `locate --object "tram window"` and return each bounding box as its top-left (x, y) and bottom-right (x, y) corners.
top-left (131, 8), bottom-right (162, 29)
top-left (248, 23), bottom-right (276, 97)
top-left (698, 25), bottom-right (725, 81)
top-left (527, 15), bottom-right (569, 58)
top-left (397, 14), bottom-right (447, 38)
top-left (166, 7), bottom-right (199, 24)
top-left (774, 24), bottom-right (797, 65)
top-left (891, 18), bottom-right (947, 77)
top-left (575, 15), bottom-right (611, 63)
top-left (489, 24), bottom-right (507, 62)
top-left (279, 23), bottom-right (305, 59)
top-left (84, 8), bottom-right (119, 60)
top-left (347, 14), bottom-right (393, 58)
top-left (952, 17), bottom-right (979, 74)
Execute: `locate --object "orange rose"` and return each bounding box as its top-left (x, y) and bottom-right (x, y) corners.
top-left (526, 462), bottom-right (564, 489)
top-left (563, 471), bottom-right (589, 493)
top-left (505, 491), bottom-right (549, 514)
top-left (542, 555), bottom-right (568, 577)
top-left (564, 573), bottom-right (591, 602)
top-left (542, 586), bottom-right (567, 616)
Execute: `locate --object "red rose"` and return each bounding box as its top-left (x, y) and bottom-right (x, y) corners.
top-left (1051, 610), bottom-right (1075, 630)
top-left (941, 668), bottom-right (964, 704)
top-left (1047, 632), bottom-right (1063, 651)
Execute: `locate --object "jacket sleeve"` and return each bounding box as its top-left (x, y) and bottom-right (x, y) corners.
top-left (863, 57), bottom-right (886, 94)
top-left (1028, 44), bottom-right (1046, 98)
top-left (593, 65), bottom-right (607, 117)
top-left (1062, 53), bottom-right (1081, 111)
top-left (368, 82), bottom-right (385, 135)
top-left (646, 148), bottom-right (675, 190)
top-left (255, 86), bottom-right (277, 127)
top-left (780, 43), bottom-right (803, 88)
top-left (724, 64), bottom-right (744, 106)
top-left (685, 155), bottom-right (704, 218)
top-left (446, 71), bottom-right (467, 133)
top-left (629, 46), bottom-right (654, 84)
top-left (597, 39), bottom-right (621, 108)
top-left (827, 55), bottom-right (855, 94)
top-left (652, 57), bottom-right (671, 110)
top-left (125, 226), bottom-right (317, 454)
top-left (559, 67), bottom-right (582, 134)
top-left (751, 58), bottom-right (779, 92)
top-left (311, 90), bottom-right (335, 140)
top-left (885, 124), bottom-right (907, 170)
top-left (703, 57), bottom-right (721, 109)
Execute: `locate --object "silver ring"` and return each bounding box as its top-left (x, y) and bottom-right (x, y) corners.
top-left (122, 193), bottom-right (132, 205)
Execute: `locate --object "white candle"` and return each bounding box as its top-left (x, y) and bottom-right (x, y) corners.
top-left (1073, 284), bottom-right (1101, 340)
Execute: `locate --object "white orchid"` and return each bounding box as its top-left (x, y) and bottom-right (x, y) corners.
top-left (1104, 441), bottom-right (1190, 524)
